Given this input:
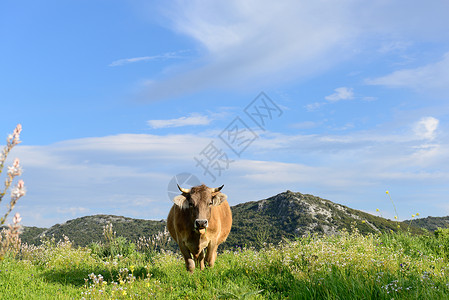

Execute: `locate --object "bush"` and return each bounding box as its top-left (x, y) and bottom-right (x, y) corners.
top-left (434, 227), bottom-right (449, 257)
top-left (89, 223), bottom-right (137, 259)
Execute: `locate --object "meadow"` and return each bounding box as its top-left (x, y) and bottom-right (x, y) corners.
top-left (1, 225), bottom-right (449, 299)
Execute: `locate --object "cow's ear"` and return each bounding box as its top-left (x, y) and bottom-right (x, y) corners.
top-left (173, 195), bottom-right (189, 209)
top-left (212, 192), bottom-right (227, 206)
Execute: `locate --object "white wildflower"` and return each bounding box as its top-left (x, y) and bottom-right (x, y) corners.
top-left (13, 212), bottom-right (21, 224)
top-left (11, 180), bottom-right (26, 200)
top-left (7, 158), bottom-right (22, 177)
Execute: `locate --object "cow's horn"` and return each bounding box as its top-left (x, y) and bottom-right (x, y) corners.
top-left (212, 185), bottom-right (224, 192)
top-left (177, 184), bottom-right (191, 194)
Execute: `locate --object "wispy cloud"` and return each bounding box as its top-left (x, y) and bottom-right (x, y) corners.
top-left (306, 87), bottom-right (355, 111)
top-left (366, 52), bottom-right (449, 90)
top-left (378, 41), bottom-right (412, 54)
top-left (139, 0), bottom-right (360, 101)
top-left (56, 207), bottom-right (90, 216)
top-left (109, 51), bottom-right (187, 67)
top-left (305, 102), bottom-right (325, 112)
top-left (147, 113), bottom-right (212, 129)
top-left (325, 87), bottom-right (354, 102)
top-left (290, 121), bottom-right (319, 130)
top-left (137, 1), bottom-right (449, 101)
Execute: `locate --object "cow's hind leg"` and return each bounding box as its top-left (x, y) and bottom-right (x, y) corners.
top-left (205, 243), bottom-right (218, 268)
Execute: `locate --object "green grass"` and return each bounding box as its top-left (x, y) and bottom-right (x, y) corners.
top-left (1, 229), bottom-right (449, 299)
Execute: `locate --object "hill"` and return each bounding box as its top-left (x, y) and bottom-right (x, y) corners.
top-left (222, 190), bottom-right (423, 248)
top-left (408, 216), bottom-right (449, 231)
top-left (18, 190), bottom-right (426, 248)
top-left (19, 215), bottom-right (168, 247)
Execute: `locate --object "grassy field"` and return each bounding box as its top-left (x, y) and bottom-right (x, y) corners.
top-left (1, 227), bottom-right (449, 299)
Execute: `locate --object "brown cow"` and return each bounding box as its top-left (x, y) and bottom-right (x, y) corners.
top-left (167, 184), bottom-right (232, 272)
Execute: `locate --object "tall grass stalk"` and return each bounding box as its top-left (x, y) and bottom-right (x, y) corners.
top-left (0, 124), bottom-right (26, 260)
top-left (385, 190), bottom-right (399, 221)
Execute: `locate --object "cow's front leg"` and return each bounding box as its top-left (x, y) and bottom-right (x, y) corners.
top-left (179, 244), bottom-right (195, 273)
top-left (196, 249), bottom-right (206, 270)
top-left (205, 243), bottom-right (218, 268)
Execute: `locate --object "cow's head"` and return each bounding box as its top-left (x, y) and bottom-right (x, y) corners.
top-left (173, 184), bottom-right (227, 232)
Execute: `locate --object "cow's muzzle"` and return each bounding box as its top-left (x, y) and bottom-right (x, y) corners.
top-left (195, 219), bottom-right (208, 229)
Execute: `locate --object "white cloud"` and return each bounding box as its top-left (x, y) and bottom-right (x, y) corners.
top-left (137, 1), bottom-right (449, 101)
top-left (378, 41), bottom-right (412, 54)
top-left (362, 96), bottom-right (377, 102)
top-left (56, 207), bottom-right (90, 216)
top-left (147, 113), bottom-right (212, 129)
top-left (140, 0), bottom-right (360, 100)
top-left (305, 87), bottom-right (355, 112)
top-left (290, 121), bottom-right (319, 129)
top-left (366, 52), bottom-right (449, 90)
top-left (109, 51), bottom-right (186, 67)
top-left (305, 102), bottom-right (325, 112)
top-left (325, 87), bottom-right (354, 102)
top-left (226, 124), bottom-right (449, 214)
top-left (11, 114), bottom-right (449, 227)
top-left (13, 133), bottom-right (211, 227)
top-left (414, 117), bottom-right (439, 140)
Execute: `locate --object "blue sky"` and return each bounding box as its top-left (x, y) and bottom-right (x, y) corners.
top-left (1, 1), bottom-right (449, 227)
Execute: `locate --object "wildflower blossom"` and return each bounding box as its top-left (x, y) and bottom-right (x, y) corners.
top-left (11, 180), bottom-right (26, 201)
top-left (12, 213), bottom-right (21, 224)
top-left (12, 124), bottom-right (22, 145)
top-left (7, 159), bottom-right (22, 177)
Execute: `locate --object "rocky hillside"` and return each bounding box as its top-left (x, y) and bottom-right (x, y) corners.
top-left (19, 190), bottom-right (428, 249)
top-left (222, 190), bottom-right (423, 248)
